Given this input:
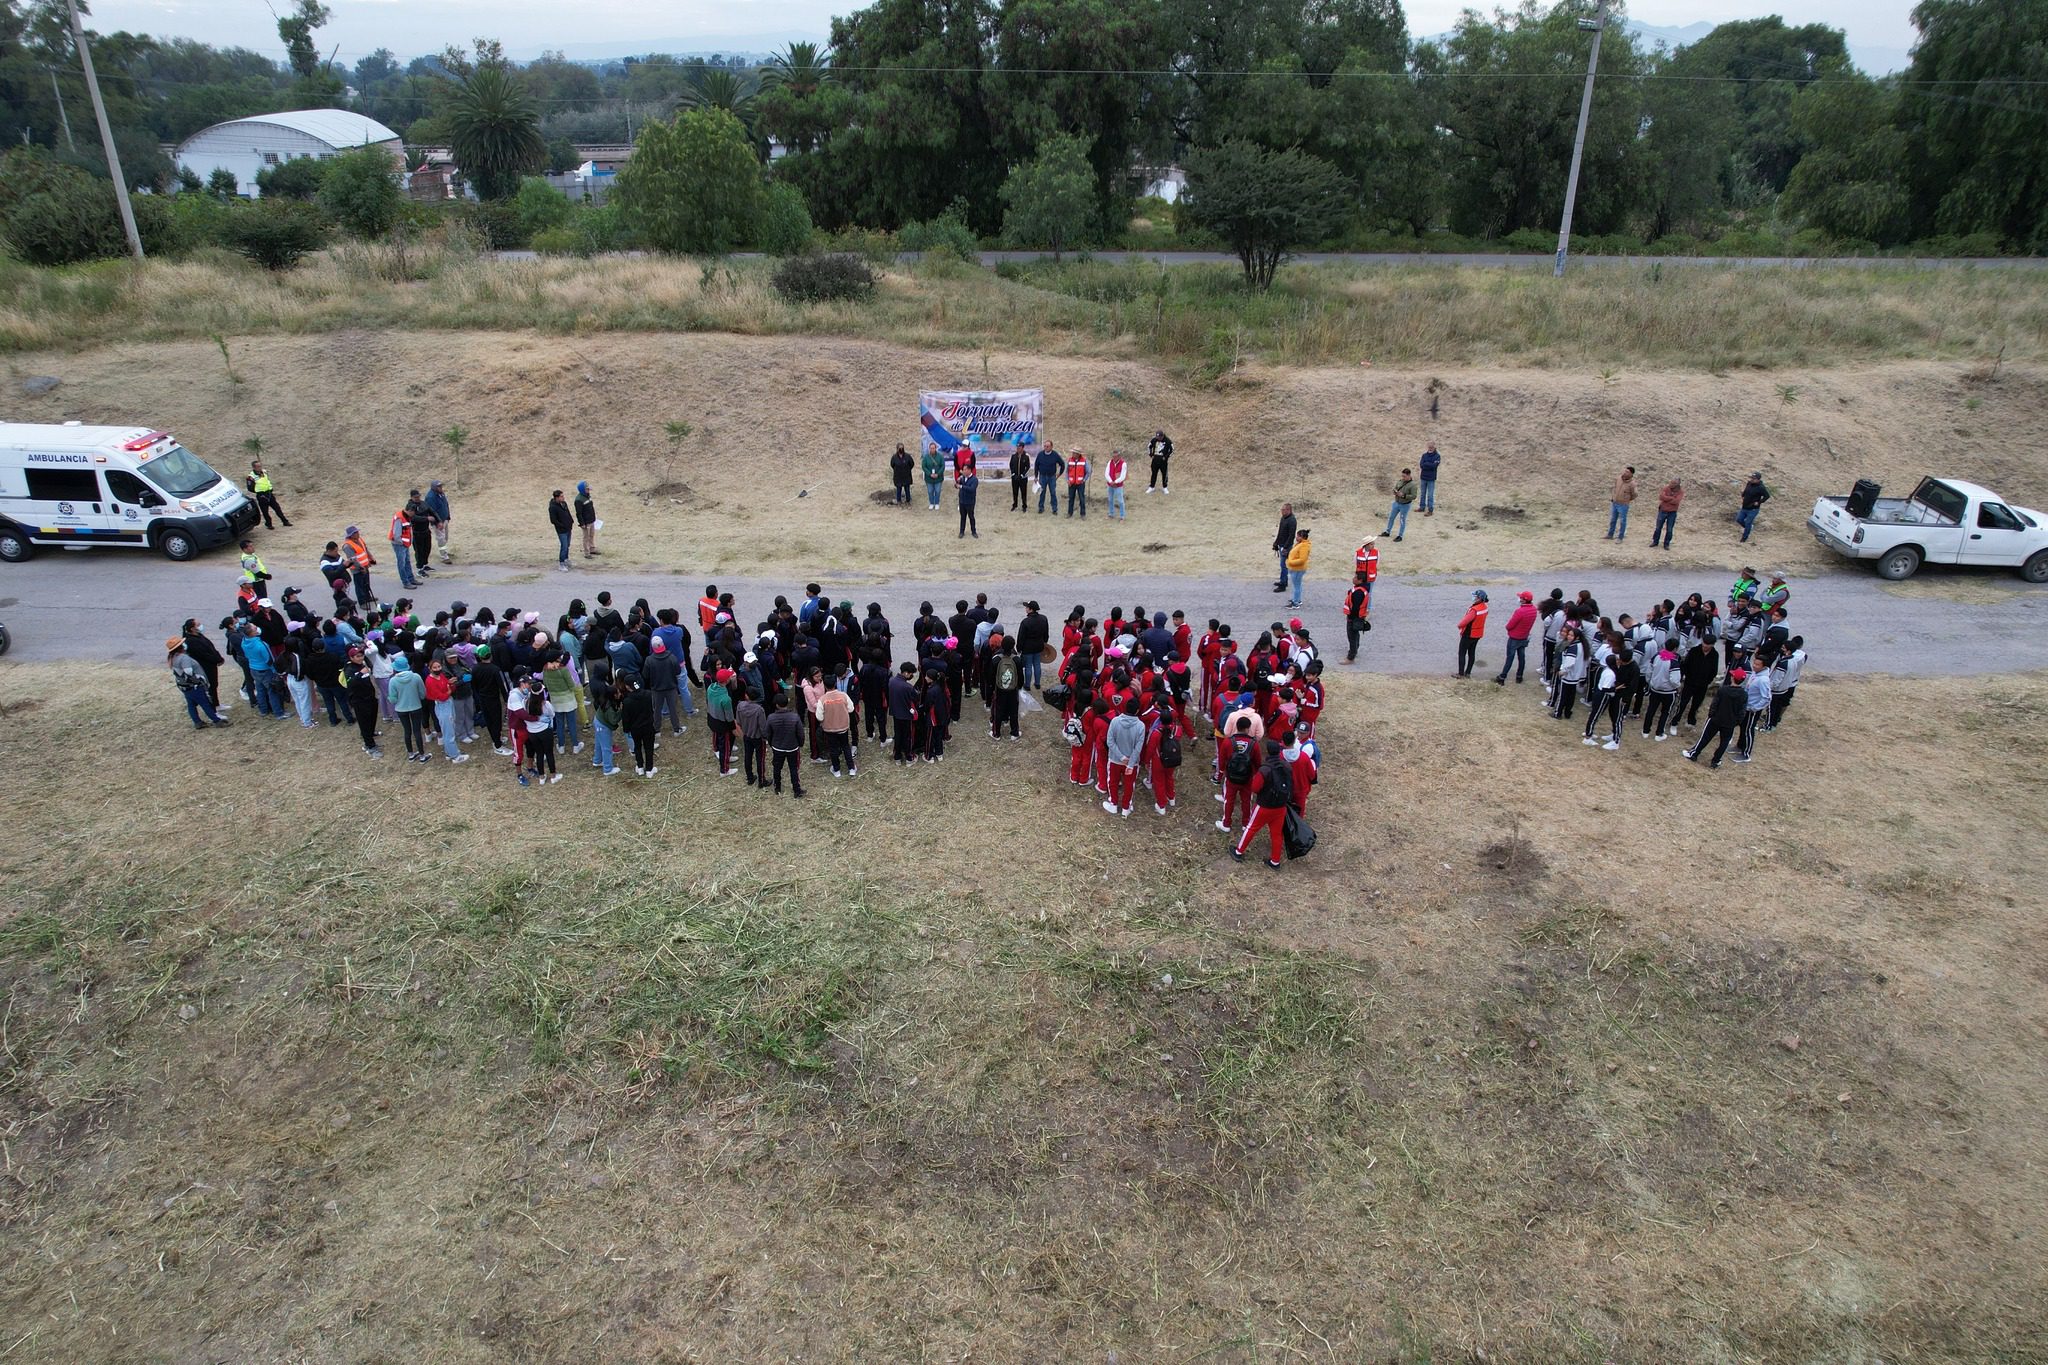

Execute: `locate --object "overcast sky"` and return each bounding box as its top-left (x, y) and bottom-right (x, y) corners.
top-left (86, 0), bottom-right (1920, 70)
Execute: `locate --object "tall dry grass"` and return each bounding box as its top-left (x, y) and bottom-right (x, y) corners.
top-left (4, 247), bottom-right (2045, 373)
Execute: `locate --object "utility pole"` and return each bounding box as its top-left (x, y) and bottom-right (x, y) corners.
top-left (48, 68), bottom-right (76, 150)
top-left (63, 0), bottom-right (144, 261)
top-left (1553, 0), bottom-right (1607, 278)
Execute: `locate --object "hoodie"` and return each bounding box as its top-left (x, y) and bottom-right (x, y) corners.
top-left (1646, 649), bottom-right (1680, 694)
top-left (1105, 712), bottom-right (1147, 766)
top-left (386, 657), bottom-right (426, 712)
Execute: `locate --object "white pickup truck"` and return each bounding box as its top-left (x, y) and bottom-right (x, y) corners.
top-left (1808, 476), bottom-right (2048, 583)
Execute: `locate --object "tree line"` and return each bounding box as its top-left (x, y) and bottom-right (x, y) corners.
top-left (3, 0), bottom-right (2046, 277)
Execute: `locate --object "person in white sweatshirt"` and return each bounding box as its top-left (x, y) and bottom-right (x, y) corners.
top-left (1767, 637), bottom-right (1805, 729)
top-left (1641, 646), bottom-right (1681, 740)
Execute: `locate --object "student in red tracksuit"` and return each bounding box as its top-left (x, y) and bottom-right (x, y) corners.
top-left (1232, 741), bottom-right (1293, 868)
top-left (1196, 622), bottom-right (1222, 711)
top-left (1296, 662), bottom-right (1325, 738)
top-left (1281, 729), bottom-right (1318, 817)
top-left (1065, 689), bottom-right (1095, 783)
top-left (1145, 709), bottom-right (1184, 815)
top-left (1084, 696), bottom-right (1111, 792)
top-left (1214, 716), bottom-right (1260, 834)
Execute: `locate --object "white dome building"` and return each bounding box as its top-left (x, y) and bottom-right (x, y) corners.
top-left (175, 109), bottom-right (404, 197)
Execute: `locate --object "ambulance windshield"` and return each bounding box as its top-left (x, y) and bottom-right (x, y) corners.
top-left (141, 445), bottom-right (223, 499)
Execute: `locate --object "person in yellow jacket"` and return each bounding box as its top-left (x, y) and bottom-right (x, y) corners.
top-left (1285, 529), bottom-right (1311, 607)
top-left (247, 459), bottom-right (291, 528)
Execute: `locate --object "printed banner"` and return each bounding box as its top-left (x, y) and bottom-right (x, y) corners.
top-left (918, 389), bottom-right (1042, 477)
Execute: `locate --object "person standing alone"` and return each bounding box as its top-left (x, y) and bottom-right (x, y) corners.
top-left (891, 444), bottom-right (915, 505)
top-left (1285, 530), bottom-right (1311, 607)
top-left (1652, 477), bottom-right (1682, 549)
top-left (247, 458), bottom-right (291, 528)
top-left (922, 444), bottom-right (946, 511)
top-left (548, 490), bottom-right (574, 571)
top-left (1607, 465), bottom-right (1637, 541)
top-left (1383, 470), bottom-right (1417, 542)
top-left (1066, 449), bottom-right (1090, 517)
top-left (1271, 503), bottom-right (1297, 592)
top-left (1146, 430), bottom-right (1173, 493)
top-left (1736, 472), bottom-right (1771, 541)
top-left (1034, 443), bottom-right (1065, 513)
top-left (958, 468), bottom-right (980, 538)
top-left (1418, 443), bottom-right (1441, 516)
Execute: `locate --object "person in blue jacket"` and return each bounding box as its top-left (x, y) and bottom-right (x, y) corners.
top-left (957, 470), bottom-right (980, 539)
top-left (1033, 445), bottom-right (1066, 513)
top-left (1419, 442), bottom-right (1442, 516)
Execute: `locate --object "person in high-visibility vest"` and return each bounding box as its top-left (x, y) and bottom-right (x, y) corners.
top-left (237, 539), bottom-right (269, 595)
top-left (388, 507), bottom-right (419, 589)
top-left (1354, 536), bottom-right (1379, 588)
top-left (1065, 449), bottom-right (1090, 518)
top-left (341, 526), bottom-right (377, 609)
top-left (247, 460), bottom-right (291, 529)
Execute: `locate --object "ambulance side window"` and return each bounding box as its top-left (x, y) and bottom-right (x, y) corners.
top-left (25, 469), bottom-right (101, 504)
top-left (105, 470), bottom-right (163, 507)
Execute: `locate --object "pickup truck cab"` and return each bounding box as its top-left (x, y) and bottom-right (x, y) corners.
top-left (1808, 476), bottom-right (2048, 583)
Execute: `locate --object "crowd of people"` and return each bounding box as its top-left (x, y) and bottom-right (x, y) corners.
top-left (1447, 566), bottom-right (1808, 769)
top-left (887, 431), bottom-right (1177, 530)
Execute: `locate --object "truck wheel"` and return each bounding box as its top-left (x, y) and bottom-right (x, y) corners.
top-left (0, 529), bottom-right (30, 563)
top-left (0, 624), bottom-right (10, 656)
top-left (2023, 550), bottom-right (2048, 585)
top-left (1877, 546), bottom-right (1921, 581)
top-left (157, 528), bottom-right (197, 562)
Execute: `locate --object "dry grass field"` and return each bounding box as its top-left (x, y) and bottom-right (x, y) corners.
top-left (1, 661), bottom-right (2044, 1362)
top-left (8, 329), bottom-right (2047, 587)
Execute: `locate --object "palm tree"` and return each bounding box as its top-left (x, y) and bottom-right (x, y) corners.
top-left (681, 66), bottom-right (757, 128)
top-left (447, 64), bottom-right (544, 200)
top-left (762, 41), bottom-right (829, 98)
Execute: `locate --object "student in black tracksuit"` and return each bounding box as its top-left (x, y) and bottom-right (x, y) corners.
top-left (922, 673), bottom-right (951, 761)
top-left (1685, 672), bottom-right (1750, 769)
top-left (621, 680), bottom-right (658, 774)
top-left (1676, 640), bottom-right (1718, 727)
top-left (766, 693), bottom-right (806, 796)
top-left (888, 663), bottom-right (919, 762)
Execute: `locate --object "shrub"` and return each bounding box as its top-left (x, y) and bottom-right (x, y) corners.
top-left (318, 146), bottom-right (404, 239)
top-left (616, 108), bottom-right (761, 255)
top-left (219, 200), bottom-right (328, 270)
top-left (255, 156), bottom-right (329, 201)
top-left (462, 199), bottom-right (525, 249)
top-left (512, 176), bottom-right (574, 241)
top-left (899, 204), bottom-right (979, 262)
top-left (771, 252), bottom-right (877, 304)
top-left (757, 182), bottom-right (814, 256)
top-left (5, 173), bottom-right (127, 265)
top-left (531, 226), bottom-right (584, 256)
top-left (1501, 227), bottom-right (1553, 253)
top-left (827, 225), bottom-right (899, 265)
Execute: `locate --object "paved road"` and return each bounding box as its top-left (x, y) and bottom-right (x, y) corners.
top-left (2, 556), bottom-right (2042, 677)
top-left (494, 248), bottom-right (2047, 271)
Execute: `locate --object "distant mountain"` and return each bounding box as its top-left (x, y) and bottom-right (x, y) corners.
top-left (530, 33), bottom-right (824, 63)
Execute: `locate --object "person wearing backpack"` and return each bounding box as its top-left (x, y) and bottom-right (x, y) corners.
top-left (705, 668), bottom-right (738, 776)
top-left (1215, 716), bottom-right (1261, 836)
top-left (1145, 708), bottom-right (1185, 815)
top-left (1231, 740), bottom-right (1294, 868)
top-left (990, 639), bottom-right (1023, 740)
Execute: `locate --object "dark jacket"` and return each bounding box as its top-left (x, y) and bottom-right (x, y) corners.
top-left (1273, 512), bottom-right (1297, 553)
top-left (643, 650), bottom-right (681, 691)
top-left (303, 647), bottom-right (342, 688)
top-left (1017, 611), bottom-right (1049, 656)
top-left (1033, 447), bottom-right (1066, 481)
top-left (1740, 479), bottom-right (1771, 510)
top-left (621, 688), bottom-right (656, 734)
top-left (891, 450), bottom-right (914, 485)
top-left (1707, 681), bottom-right (1749, 727)
top-left (888, 674), bottom-right (919, 720)
top-left (958, 473), bottom-right (979, 508)
top-left (1679, 646), bottom-right (1719, 693)
top-left (736, 699), bottom-right (768, 739)
top-left (548, 498), bottom-right (573, 532)
top-left (575, 492), bottom-right (597, 526)
top-left (766, 708), bottom-right (805, 751)
top-left (1008, 450), bottom-right (1030, 479)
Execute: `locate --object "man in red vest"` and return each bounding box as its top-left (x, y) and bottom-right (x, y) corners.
top-left (697, 585), bottom-right (720, 634)
top-left (1105, 452), bottom-right (1128, 519)
top-left (1066, 449), bottom-right (1090, 518)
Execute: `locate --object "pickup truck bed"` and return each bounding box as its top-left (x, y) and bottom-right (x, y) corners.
top-left (1812, 494), bottom-right (1956, 528)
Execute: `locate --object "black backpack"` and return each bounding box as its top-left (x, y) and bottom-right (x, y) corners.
top-left (1224, 736), bottom-right (1256, 785)
top-left (1262, 759), bottom-right (1293, 807)
top-left (1157, 726), bottom-right (1182, 769)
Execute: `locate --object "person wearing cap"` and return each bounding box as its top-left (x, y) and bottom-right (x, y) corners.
top-left (388, 504), bottom-right (419, 590)
top-left (1353, 536), bottom-right (1380, 592)
top-left (420, 478), bottom-right (450, 563)
top-left (405, 489), bottom-right (435, 577)
top-left (1495, 590), bottom-right (1538, 685)
top-left (169, 637), bottom-right (230, 730)
top-left (1652, 477), bottom-right (1683, 549)
top-left (1284, 529), bottom-right (1311, 607)
top-left (705, 667), bottom-right (739, 775)
top-left (341, 527), bottom-right (377, 609)
top-left (246, 457), bottom-right (290, 529)
top-left (1757, 573), bottom-right (1790, 613)
top-left (238, 539), bottom-right (271, 599)
top-left (178, 618), bottom-right (227, 713)
top-left (1737, 472), bottom-right (1771, 541)
top-left (1686, 668), bottom-right (1750, 769)
top-left (643, 635), bottom-right (685, 736)
top-left (1606, 465), bottom-right (1637, 541)
top-left (1455, 589), bottom-right (1489, 678)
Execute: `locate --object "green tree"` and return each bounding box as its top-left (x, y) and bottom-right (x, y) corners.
top-left (757, 180), bottom-right (814, 254)
top-left (3, 165), bottom-right (128, 265)
top-left (447, 61), bottom-right (545, 200)
top-left (255, 156), bottom-right (328, 200)
top-left (616, 107), bottom-right (763, 254)
top-left (1781, 63), bottom-right (1910, 244)
top-left (1180, 139), bottom-right (1350, 288)
top-left (208, 167), bottom-right (241, 198)
top-left (277, 0), bottom-right (329, 79)
top-left (1658, 18), bottom-right (1847, 196)
top-left (544, 136), bottom-right (579, 174)
top-left (682, 66), bottom-right (757, 128)
top-left (1638, 53), bottom-right (1739, 239)
top-left (999, 132), bottom-right (1095, 258)
top-left (1902, 0), bottom-right (2048, 249)
top-left (317, 145), bottom-right (403, 237)
top-left (511, 175), bottom-right (574, 238)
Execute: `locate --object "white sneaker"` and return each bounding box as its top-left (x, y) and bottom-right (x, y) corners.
top-left (572, 743), bottom-right (584, 754)
top-left (549, 772), bottom-right (562, 782)
top-left (1120, 808), bottom-right (1130, 818)
top-left (494, 746), bottom-right (514, 756)
top-left (1654, 734), bottom-right (1667, 742)
top-left (1602, 741), bottom-right (1619, 751)
top-left (634, 767), bottom-right (645, 776)
top-left (1583, 737), bottom-right (1598, 746)
top-left (1155, 805), bottom-right (1168, 816)
top-left (461, 734), bottom-right (475, 744)
top-left (1102, 800), bottom-right (1119, 815)
top-left (646, 766), bottom-right (659, 776)
top-left (604, 768), bottom-right (620, 776)
top-left (1215, 820), bottom-right (1229, 832)
top-left (1215, 793), bottom-right (1226, 803)
top-left (451, 753), bottom-right (470, 764)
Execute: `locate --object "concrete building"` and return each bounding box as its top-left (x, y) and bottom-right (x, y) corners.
top-left (174, 110), bottom-right (404, 198)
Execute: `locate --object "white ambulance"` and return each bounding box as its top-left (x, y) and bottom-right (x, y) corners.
top-left (0, 422), bottom-right (259, 562)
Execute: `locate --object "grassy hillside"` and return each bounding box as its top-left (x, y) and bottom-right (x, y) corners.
top-left (6, 249), bottom-right (2048, 375)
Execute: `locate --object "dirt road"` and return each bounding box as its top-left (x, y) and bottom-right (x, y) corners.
top-left (2, 555), bottom-right (2042, 677)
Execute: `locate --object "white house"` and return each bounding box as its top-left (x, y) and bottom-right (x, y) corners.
top-left (175, 109), bottom-right (404, 198)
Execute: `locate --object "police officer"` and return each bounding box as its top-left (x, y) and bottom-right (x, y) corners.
top-left (247, 459), bottom-right (291, 528)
